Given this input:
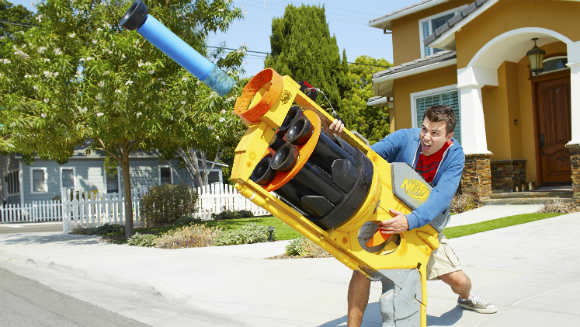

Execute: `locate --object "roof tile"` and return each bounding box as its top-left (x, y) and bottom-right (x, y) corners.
top-left (447, 12), bottom-right (464, 27)
top-left (475, 0), bottom-right (487, 7)
top-left (373, 51), bottom-right (457, 79)
top-left (462, 2), bottom-right (478, 16)
top-left (434, 22), bottom-right (450, 37)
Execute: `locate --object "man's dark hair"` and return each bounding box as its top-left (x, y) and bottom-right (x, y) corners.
top-left (422, 104), bottom-right (457, 135)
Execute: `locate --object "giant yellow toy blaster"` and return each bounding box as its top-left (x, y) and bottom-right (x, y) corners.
top-left (232, 69), bottom-right (440, 327)
top-left (121, 2), bottom-right (440, 323)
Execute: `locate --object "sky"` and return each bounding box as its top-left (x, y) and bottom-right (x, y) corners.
top-left (10, 0), bottom-right (420, 78)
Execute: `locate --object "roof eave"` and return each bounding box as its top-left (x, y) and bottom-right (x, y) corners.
top-left (368, 0), bottom-right (450, 31)
top-left (426, 0), bottom-right (499, 49)
top-left (372, 58), bottom-right (458, 97)
top-left (367, 97), bottom-right (388, 107)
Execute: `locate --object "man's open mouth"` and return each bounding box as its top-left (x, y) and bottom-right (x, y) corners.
top-left (422, 142), bottom-right (431, 153)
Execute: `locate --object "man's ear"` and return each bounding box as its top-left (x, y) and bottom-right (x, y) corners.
top-left (446, 131), bottom-right (454, 142)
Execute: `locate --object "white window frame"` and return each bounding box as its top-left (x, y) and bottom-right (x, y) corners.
top-left (418, 5), bottom-right (467, 58)
top-left (30, 167), bottom-right (48, 194)
top-left (103, 166), bottom-right (121, 194)
top-left (59, 167), bottom-right (76, 190)
top-left (158, 165), bottom-right (173, 185)
top-left (4, 170), bottom-right (20, 196)
top-left (410, 84), bottom-right (460, 128)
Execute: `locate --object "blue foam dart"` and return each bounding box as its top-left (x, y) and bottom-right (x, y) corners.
top-left (138, 15), bottom-right (236, 96)
top-left (120, 1), bottom-right (236, 97)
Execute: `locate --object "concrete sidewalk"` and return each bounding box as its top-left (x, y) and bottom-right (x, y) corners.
top-left (1, 210), bottom-right (579, 326)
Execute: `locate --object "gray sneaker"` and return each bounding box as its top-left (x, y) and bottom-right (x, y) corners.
top-left (457, 293), bottom-right (497, 314)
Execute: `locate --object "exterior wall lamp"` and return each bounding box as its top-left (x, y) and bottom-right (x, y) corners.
top-left (527, 38), bottom-right (546, 76)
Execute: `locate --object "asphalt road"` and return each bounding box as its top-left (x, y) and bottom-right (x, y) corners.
top-left (0, 222), bottom-right (63, 234)
top-left (0, 267), bottom-right (149, 327)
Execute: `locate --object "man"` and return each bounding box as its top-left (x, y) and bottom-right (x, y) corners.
top-left (329, 105), bottom-right (496, 327)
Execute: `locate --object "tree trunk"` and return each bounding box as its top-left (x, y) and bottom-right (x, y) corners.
top-left (121, 149), bottom-right (134, 238)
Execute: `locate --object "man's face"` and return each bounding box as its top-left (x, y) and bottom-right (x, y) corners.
top-left (420, 117), bottom-right (453, 156)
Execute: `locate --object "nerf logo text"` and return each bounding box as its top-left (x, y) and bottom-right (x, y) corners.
top-left (400, 179), bottom-right (429, 200)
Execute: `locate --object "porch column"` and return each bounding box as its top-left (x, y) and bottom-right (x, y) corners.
top-left (567, 41), bottom-right (580, 146)
top-left (458, 86), bottom-right (492, 155)
top-left (566, 42), bottom-right (580, 204)
top-left (457, 67), bottom-right (496, 201)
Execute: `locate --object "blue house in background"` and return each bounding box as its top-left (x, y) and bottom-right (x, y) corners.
top-left (0, 149), bottom-right (225, 205)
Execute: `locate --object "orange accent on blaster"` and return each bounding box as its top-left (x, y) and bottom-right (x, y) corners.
top-left (234, 68), bottom-right (283, 123)
top-left (365, 229), bottom-right (390, 248)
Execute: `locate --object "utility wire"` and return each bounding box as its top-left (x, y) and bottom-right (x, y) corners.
top-left (0, 19), bottom-right (38, 27)
top-left (208, 45), bottom-right (391, 69)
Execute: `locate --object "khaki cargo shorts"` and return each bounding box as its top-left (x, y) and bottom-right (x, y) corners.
top-left (426, 235), bottom-right (462, 280)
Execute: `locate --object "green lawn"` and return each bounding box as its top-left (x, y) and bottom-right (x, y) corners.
top-left (136, 216), bottom-right (301, 240)
top-left (134, 212), bottom-right (564, 243)
top-left (442, 212), bottom-right (562, 239)
top-left (202, 216), bottom-right (301, 240)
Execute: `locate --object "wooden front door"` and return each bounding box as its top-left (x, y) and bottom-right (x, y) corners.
top-left (536, 75), bottom-right (571, 185)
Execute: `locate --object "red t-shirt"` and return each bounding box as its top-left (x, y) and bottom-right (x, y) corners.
top-left (415, 141), bottom-right (452, 183)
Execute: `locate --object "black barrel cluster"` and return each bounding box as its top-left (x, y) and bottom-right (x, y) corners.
top-left (250, 106), bottom-right (374, 230)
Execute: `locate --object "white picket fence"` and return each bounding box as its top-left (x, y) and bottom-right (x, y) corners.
top-left (194, 183), bottom-right (272, 220)
top-left (61, 188), bottom-right (142, 234)
top-left (0, 183), bottom-right (271, 231)
top-left (0, 201), bottom-right (62, 224)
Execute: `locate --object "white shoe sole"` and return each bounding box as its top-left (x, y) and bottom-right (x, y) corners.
top-left (457, 302), bottom-right (498, 314)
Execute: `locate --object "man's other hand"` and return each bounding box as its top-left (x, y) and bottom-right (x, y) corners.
top-left (325, 119), bottom-right (344, 137)
top-left (377, 209), bottom-right (409, 234)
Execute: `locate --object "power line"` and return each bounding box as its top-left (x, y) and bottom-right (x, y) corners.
top-left (208, 45), bottom-right (391, 69)
top-left (0, 19), bottom-right (38, 27)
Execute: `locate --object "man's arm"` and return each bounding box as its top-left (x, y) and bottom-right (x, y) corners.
top-left (380, 157), bottom-right (464, 233)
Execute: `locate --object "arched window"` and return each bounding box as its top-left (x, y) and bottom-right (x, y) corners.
top-left (541, 56), bottom-right (568, 74)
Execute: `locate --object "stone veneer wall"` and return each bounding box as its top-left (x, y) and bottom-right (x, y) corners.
top-left (461, 154), bottom-right (492, 202)
top-left (490, 160), bottom-right (526, 192)
top-left (569, 144), bottom-right (580, 205)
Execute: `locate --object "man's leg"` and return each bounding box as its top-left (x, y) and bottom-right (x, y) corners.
top-left (429, 237), bottom-right (497, 314)
top-left (439, 269), bottom-right (471, 299)
top-left (347, 270), bottom-right (370, 327)
top-left (437, 265), bottom-right (496, 314)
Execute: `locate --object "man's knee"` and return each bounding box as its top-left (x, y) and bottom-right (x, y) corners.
top-left (439, 270), bottom-right (471, 291)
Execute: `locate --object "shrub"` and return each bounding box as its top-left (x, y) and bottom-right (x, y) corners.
top-left (94, 223), bottom-right (125, 235)
top-left (70, 224), bottom-right (96, 235)
top-left (285, 236), bottom-right (331, 258)
top-left (174, 215), bottom-right (202, 226)
top-left (140, 184), bottom-right (198, 227)
top-left (538, 199), bottom-right (577, 214)
top-left (214, 223), bottom-right (273, 245)
top-left (127, 233), bottom-right (158, 247)
top-left (450, 194), bottom-right (476, 214)
top-left (211, 209), bottom-right (254, 220)
top-left (154, 224), bottom-right (221, 249)
top-left (69, 223), bottom-right (118, 236)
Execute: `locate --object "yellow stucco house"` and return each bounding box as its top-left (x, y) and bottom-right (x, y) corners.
top-left (368, 0), bottom-right (579, 203)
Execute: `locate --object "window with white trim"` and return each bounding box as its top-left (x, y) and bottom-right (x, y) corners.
top-left (60, 168), bottom-right (75, 190)
top-left (5, 171), bottom-right (19, 195)
top-left (412, 86), bottom-right (462, 145)
top-left (31, 168), bottom-right (47, 193)
top-left (208, 171), bottom-right (221, 184)
top-left (159, 166), bottom-right (172, 184)
top-left (540, 56), bottom-right (568, 74)
top-left (106, 170), bottom-right (119, 193)
top-left (419, 6), bottom-right (466, 57)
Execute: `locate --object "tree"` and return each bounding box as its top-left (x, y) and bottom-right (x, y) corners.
top-left (340, 55), bottom-right (392, 145)
top-left (0, 0), bottom-right (35, 42)
top-left (0, 0), bottom-right (245, 237)
top-left (156, 77), bottom-right (249, 189)
top-left (264, 4), bottom-right (349, 114)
